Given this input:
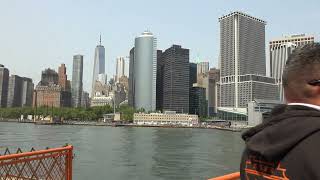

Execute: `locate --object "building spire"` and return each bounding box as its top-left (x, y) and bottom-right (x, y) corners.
top-left (99, 33), bottom-right (102, 45)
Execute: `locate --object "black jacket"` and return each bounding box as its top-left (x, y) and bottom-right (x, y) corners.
top-left (240, 105), bottom-right (320, 180)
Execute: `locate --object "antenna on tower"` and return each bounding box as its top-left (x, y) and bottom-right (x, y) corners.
top-left (99, 33), bottom-right (102, 45)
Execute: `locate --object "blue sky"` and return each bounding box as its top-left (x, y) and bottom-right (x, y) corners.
top-left (1, 0), bottom-right (319, 93)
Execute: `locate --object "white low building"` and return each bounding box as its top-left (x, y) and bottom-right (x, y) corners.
top-left (133, 111), bottom-right (199, 126)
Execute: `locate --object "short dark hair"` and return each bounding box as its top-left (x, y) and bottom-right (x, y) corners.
top-left (282, 43), bottom-right (320, 88)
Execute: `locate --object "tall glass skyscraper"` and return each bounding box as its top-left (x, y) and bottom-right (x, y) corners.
top-left (72, 55), bottom-right (83, 108)
top-left (134, 31), bottom-right (157, 111)
top-left (91, 35), bottom-right (105, 96)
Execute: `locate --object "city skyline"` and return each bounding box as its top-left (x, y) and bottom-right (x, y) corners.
top-left (1, 0), bottom-right (320, 94)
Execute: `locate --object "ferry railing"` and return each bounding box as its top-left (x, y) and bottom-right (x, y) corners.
top-left (208, 172), bottom-right (240, 180)
top-left (0, 145), bottom-right (73, 180)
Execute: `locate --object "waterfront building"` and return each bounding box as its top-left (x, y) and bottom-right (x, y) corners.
top-left (58, 64), bottom-right (68, 90)
top-left (133, 31), bottom-right (157, 111)
top-left (162, 45), bottom-right (189, 113)
top-left (33, 85), bottom-right (69, 108)
top-left (197, 61), bottom-right (209, 76)
top-left (116, 56), bottom-right (125, 82)
top-left (0, 65), bottom-right (9, 108)
top-left (92, 35), bottom-right (106, 96)
top-left (248, 99), bottom-right (282, 126)
top-left (91, 96), bottom-right (113, 107)
top-left (269, 34), bottom-right (314, 102)
top-left (72, 55), bottom-right (83, 108)
top-left (218, 11), bottom-right (278, 109)
top-left (128, 47), bottom-right (135, 107)
top-left (133, 111), bottom-right (199, 126)
top-left (189, 84), bottom-right (207, 117)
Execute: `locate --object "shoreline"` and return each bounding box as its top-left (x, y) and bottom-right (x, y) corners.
top-left (0, 119), bottom-right (243, 132)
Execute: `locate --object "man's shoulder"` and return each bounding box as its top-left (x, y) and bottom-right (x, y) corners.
top-left (240, 131), bottom-right (320, 179)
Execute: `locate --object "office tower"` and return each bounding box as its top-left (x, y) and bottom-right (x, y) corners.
top-left (269, 34), bottom-right (314, 51)
top-left (190, 85), bottom-right (207, 117)
top-left (116, 56), bottom-right (125, 82)
top-left (58, 64), bottom-right (68, 90)
top-left (269, 34), bottom-right (314, 102)
top-left (92, 35), bottom-right (105, 96)
top-left (72, 55), bottom-right (83, 107)
top-left (7, 75), bottom-right (23, 107)
top-left (197, 62), bottom-right (209, 75)
top-left (162, 45), bottom-right (189, 113)
top-left (219, 11), bottom-right (278, 108)
top-left (189, 63), bottom-right (197, 113)
top-left (208, 68), bottom-right (220, 115)
top-left (128, 48), bottom-right (135, 107)
top-left (189, 63), bottom-right (197, 86)
top-left (270, 43), bottom-right (296, 102)
top-left (40, 68), bottom-right (59, 86)
top-left (21, 77), bottom-right (34, 107)
top-left (0, 65), bottom-right (9, 108)
top-left (133, 31), bottom-right (157, 111)
top-left (156, 50), bottom-right (163, 111)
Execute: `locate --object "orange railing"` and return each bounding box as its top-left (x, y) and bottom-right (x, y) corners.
top-left (0, 145), bottom-right (73, 180)
top-left (208, 172), bottom-right (240, 180)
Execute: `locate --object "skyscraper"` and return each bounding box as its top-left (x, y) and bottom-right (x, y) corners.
top-left (58, 64), bottom-right (68, 90)
top-left (162, 45), bottom-right (190, 113)
top-left (21, 77), bottom-right (34, 107)
top-left (0, 65), bottom-right (9, 108)
top-left (270, 43), bottom-right (296, 102)
top-left (116, 56), bottom-right (125, 82)
top-left (269, 34), bottom-right (314, 102)
top-left (72, 55), bottom-right (83, 107)
top-left (92, 35), bottom-right (105, 96)
top-left (197, 62), bottom-right (209, 75)
top-left (269, 34), bottom-right (314, 51)
top-left (7, 75), bottom-right (23, 107)
top-left (269, 34), bottom-right (314, 80)
top-left (128, 47), bottom-right (135, 107)
top-left (219, 11), bottom-right (278, 108)
top-left (190, 85), bottom-right (207, 117)
top-left (189, 63), bottom-right (197, 88)
top-left (134, 31), bottom-right (157, 111)
top-left (156, 50), bottom-right (163, 111)
top-left (208, 68), bottom-right (220, 115)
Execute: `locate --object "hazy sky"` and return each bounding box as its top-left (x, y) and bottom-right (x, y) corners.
top-left (1, 0), bottom-right (319, 93)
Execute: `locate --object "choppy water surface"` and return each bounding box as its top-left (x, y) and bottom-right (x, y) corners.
top-left (0, 122), bottom-right (244, 180)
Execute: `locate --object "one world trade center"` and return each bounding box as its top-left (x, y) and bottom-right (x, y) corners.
top-left (91, 35), bottom-right (106, 96)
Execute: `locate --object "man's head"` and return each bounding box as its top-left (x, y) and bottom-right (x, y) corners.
top-left (283, 43), bottom-right (320, 105)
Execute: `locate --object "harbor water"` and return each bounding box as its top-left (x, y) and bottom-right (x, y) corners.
top-left (0, 122), bottom-right (244, 180)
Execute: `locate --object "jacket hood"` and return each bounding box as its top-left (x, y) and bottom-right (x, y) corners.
top-left (242, 104), bottom-right (320, 161)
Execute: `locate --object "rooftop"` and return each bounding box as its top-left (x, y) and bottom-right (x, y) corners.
top-left (219, 11), bottom-right (266, 24)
